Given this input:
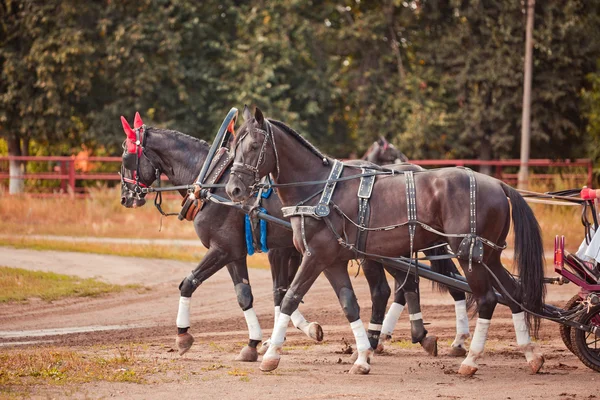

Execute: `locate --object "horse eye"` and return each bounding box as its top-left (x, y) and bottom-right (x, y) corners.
top-left (250, 142), bottom-right (261, 150)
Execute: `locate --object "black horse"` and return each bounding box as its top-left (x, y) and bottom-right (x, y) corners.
top-left (119, 113), bottom-right (323, 362)
top-left (226, 107), bottom-right (546, 376)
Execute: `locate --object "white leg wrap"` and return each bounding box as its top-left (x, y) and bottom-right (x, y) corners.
top-left (176, 296), bottom-right (191, 328)
top-left (264, 313), bottom-right (290, 360)
top-left (455, 300), bottom-right (470, 335)
top-left (462, 318), bottom-right (490, 368)
top-left (512, 312), bottom-right (536, 362)
top-left (274, 306), bottom-right (281, 326)
top-left (452, 300), bottom-right (470, 348)
top-left (243, 308), bottom-right (262, 341)
top-left (368, 323), bottom-right (383, 331)
top-left (409, 312), bottom-right (423, 321)
top-left (381, 302), bottom-right (405, 336)
top-left (350, 319), bottom-right (371, 352)
top-left (270, 313), bottom-right (291, 347)
top-left (291, 309), bottom-right (309, 332)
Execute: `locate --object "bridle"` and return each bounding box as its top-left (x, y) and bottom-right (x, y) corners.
top-left (120, 125), bottom-right (174, 216)
top-left (230, 119), bottom-right (280, 194)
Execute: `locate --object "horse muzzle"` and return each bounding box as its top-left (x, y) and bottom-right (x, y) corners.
top-left (226, 174), bottom-right (251, 203)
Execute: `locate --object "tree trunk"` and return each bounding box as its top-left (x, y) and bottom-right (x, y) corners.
top-left (7, 134), bottom-right (24, 194)
top-left (479, 135), bottom-right (493, 176)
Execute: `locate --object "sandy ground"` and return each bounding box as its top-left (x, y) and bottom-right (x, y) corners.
top-left (0, 246), bottom-right (599, 399)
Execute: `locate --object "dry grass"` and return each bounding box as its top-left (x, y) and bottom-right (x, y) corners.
top-left (0, 187), bottom-right (197, 239)
top-left (0, 266), bottom-right (140, 303)
top-left (0, 345), bottom-right (162, 389)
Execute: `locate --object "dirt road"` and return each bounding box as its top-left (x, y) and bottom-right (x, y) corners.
top-left (0, 247), bottom-right (598, 399)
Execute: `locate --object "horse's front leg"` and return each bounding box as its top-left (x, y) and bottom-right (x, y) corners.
top-left (175, 246), bottom-right (233, 356)
top-left (261, 249), bottom-right (323, 354)
top-left (226, 259), bottom-right (262, 362)
top-left (324, 261), bottom-right (373, 374)
top-left (260, 256), bottom-right (326, 372)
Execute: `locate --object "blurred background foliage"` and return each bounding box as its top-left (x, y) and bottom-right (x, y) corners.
top-left (1, 0), bottom-right (600, 161)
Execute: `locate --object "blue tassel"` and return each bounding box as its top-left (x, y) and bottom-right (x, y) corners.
top-left (244, 214), bottom-right (255, 256)
top-left (259, 207), bottom-right (269, 253)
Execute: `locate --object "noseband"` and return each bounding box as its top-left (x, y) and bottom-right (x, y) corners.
top-left (230, 120), bottom-right (280, 193)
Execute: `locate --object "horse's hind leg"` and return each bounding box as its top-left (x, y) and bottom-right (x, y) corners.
top-left (362, 259), bottom-right (391, 353)
top-left (379, 270), bottom-right (407, 346)
top-left (176, 247), bottom-right (233, 356)
top-left (402, 277), bottom-right (438, 356)
top-left (489, 255), bottom-right (544, 373)
top-left (226, 259), bottom-right (262, 362)
top-left (457, 260), bottom-right (497, 376)
top-left (323, 261), bottom-right (372, 374)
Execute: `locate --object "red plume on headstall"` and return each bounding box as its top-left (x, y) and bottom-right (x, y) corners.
top-left (121, 116), bottom-right (139, 154)
top-left (134, 112), bottom-right (144, 129)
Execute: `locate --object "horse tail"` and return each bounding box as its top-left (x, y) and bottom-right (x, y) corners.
top-left (427, 246), bottom-right (457, 293)
top-left (501, 183), bottom-right (546, 336)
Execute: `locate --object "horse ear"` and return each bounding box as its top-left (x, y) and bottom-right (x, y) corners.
top-left (255, 107), bottom-right (264, 125)
top-left (377, 136), bottom-right (385, 146)
top-left (243, 104), bottom-right (252, 122)
top-left (121, 116), bottom-right (136, 141)
top-left (134, 112), bottom-right (143, 129)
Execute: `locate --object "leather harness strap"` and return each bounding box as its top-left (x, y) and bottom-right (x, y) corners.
top-left (356, 167), bottom-right (376, 254)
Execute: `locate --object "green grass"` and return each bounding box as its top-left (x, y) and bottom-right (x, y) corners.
top-left (0, 237), bottom-right (271, 270)
top-left (0, 266), bottom-right (140, 303)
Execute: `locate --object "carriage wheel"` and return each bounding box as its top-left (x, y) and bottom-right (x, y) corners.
top-left (570, 304), bottom-right (600, 373)
top-left (559, 294), bottom-right (581, 354)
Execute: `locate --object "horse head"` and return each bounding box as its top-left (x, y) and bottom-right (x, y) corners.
top-left (119, 112), bottom-right (159, 208)
top-left (367, 136), bottom-right (409, 165)
top-left (226, 105), bottom-right (277, 202)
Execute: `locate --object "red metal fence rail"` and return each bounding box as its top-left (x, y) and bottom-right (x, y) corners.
top-left (0, 155), bottom-right (594, 195)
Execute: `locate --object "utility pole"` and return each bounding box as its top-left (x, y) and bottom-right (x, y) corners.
top-left (518, 0), bottom-right (535, 189)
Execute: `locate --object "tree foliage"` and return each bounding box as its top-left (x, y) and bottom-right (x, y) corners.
top-left (1, 0), bottom-right (599, 163)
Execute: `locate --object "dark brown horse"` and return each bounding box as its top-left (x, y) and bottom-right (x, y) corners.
top-left (119, 114), bottom-right (453, 360)
top-left (119, 113), bottom-right (323, 362)
top-left (361, 136), bottom-right (408, 164)
top-left (225, 107), bottom-right (546, 376)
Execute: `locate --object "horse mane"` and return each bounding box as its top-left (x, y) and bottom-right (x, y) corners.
top-left (268, 119), bottom-right (330, 164)
top-left (147, 126), bottom-right (210, 150)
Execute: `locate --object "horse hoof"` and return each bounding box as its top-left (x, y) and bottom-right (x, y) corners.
top-left (350, 350), bottom-right (371, 364)
top-left (448, 345), bottom-right (467, 357)
top-left (257, 341), bottom-right (269, 355)
top-left (458, 364), bottom-right (478, 376)
top-left (259, 357), bottom-right (280, 372)
top-left (421, 336), bottom-right (438, 357)
top-left (349, 363), bottom-right (371, 375)
top-left (176, 332), bottom-right (195, 356)
top-left (235, 345), bottom-right (258, 362)
top-left (528, 355), bottom-right (545, 374)
top-left (374, 343), bottom-right (385, 354)
top-left (308, 322), bottom-right (324, 342)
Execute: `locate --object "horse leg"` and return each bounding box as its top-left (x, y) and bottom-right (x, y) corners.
top-left (362, 259), bottom-right (391, 354)
top-left (286, 250), bottom-right (323, 342)
top-left (379, 270), bottom-right (407, 346)
top-left (260, 257), bottom-right (326, 372)
top-left (259, 250), bottom-right (290, 355)
top-left (427, 247), bottom-right (470, 356)
top-left (489, 255), bottom-right (544, 373)
top-left (323, 261), bottom-right (373, 375)
top-left (224, 260), bottom-right (261, 362)
top-left (175, 247), bottom-right (234, 356)
top-left (457, 261), bottom-right (497, 376)
top-left (402, 278), bottom-right (438, 356)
